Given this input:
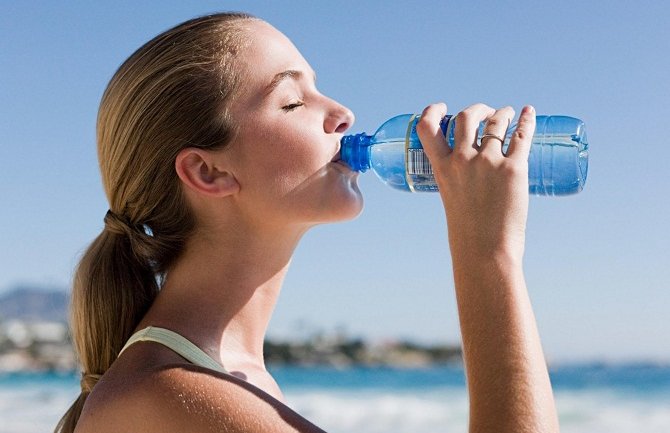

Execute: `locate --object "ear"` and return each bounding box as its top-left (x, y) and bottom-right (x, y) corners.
top-left (175, 148), bottom-right (240, 197)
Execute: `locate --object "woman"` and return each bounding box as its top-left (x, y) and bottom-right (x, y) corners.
top-left (56, 12), bottom-right (559, 433)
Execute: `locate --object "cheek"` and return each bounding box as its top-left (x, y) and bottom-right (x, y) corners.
top-left (263, 133), bottom-right (325, 184)
top-left (235, 119), bottom-right (329, 197)
top-left (230, 112), bottom-right (362, 223)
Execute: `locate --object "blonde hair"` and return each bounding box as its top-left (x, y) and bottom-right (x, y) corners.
top-left (55, 12), bottom-right (256, 433)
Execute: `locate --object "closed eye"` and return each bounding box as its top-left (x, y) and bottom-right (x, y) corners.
top-left (282, 101), bottom-right (304, 112)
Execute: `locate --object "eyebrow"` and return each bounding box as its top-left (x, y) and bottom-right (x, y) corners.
top-left (263, 69), bottom-right (316, 97)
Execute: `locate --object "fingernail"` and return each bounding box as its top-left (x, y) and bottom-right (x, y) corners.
top-left (526, 105), bottom-right (535, 114)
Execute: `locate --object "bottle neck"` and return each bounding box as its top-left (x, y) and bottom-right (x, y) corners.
top-left (340, 133), bottom-right (372, 172)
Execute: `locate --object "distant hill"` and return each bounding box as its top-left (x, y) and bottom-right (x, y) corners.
top-left (0, 286), bottom-right (69, 322)
top-left (0, 286), bottom-right (463, 368)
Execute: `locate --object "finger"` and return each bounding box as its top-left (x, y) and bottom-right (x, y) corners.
top-left (479, 106), bottom-right (514, 156)
top-left (506, 105), bottom-right (536, 161)
top-left (416, 102), bottom-right (450, 161)
top-left (452, 103), bottom-right (495, 159)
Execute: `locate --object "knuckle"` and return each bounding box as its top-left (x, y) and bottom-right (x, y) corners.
top-left (502, 105), bottom-right (515, 116)
top-left (512, 128), bottom-right (529, 142)
top-left (416, 117), bottom-right (434, 138)
top-left (435, 102), bottom-right (447, 112)
top-left (477, 151), bottom-right (499, 167)
top-left (502, 160), bottom-right (527, 177)
top-left (462, 103), bottom-right (489, 117)
top-left (416, 114), bottom-right (428, 133)
top-left (487, 107), bottom-right (515, 126)
top-left (418, 103), bottom-right (447, 132)
top-left (472, 102), bottom-right (492, 112)
top-left (486, 117), bottom-right (505, 128)
top-left (420, 104), bottom-right (434, 118)
top-left (457, 111), bottom-right (479, 130)
top-left (516, 112), bottom-right (536, 129)
top-left (416, 114), bottom-right (430, 129)
top-left (457, 109), bottom-right (474, 124)
top-left (421, 102), bottom-right (446, 117)
top-left (451, 150), bottom-right (471, 165)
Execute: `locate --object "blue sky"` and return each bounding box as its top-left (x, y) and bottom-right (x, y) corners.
top-left (1, 0), bottom-right (669, 363)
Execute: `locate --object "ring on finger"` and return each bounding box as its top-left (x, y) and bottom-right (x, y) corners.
top-left (479, 133), bottom-right (504, 145)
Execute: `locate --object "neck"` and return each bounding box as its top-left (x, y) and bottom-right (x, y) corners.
top-left (138, 219), bottom-right (305, 371)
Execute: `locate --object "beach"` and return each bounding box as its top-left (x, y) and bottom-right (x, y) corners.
top-left (3, 364), bottom-right (670, 433)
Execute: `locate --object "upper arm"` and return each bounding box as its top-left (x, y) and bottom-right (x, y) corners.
top-left (124, 364), bottom-right (328, 433)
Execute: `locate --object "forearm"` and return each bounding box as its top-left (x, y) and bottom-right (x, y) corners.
top-left (452, 254), bottom-right (559, 433)
top-left (415, 103), bottom-right (559, 431)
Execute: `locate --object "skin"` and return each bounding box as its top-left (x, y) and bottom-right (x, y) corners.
top-left (419, 104), bottom-right (560, 433)
top-left (75, 20), bottom-right (559, 433)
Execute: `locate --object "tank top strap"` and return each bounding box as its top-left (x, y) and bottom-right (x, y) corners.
top-left (118, 326), bottom-right (227, 374)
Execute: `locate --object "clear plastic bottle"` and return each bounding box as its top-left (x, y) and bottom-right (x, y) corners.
top-left (340, 114), bottom-right (589, 195)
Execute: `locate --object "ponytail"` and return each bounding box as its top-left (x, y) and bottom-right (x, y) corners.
top-left (54, 12), bottom-right (254, 432)
top-left (55, 224), bottom-right (158, 432)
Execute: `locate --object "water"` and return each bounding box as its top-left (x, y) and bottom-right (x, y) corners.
top-left (369, 141), bottom-right (413, 191)
top-left (527, 134), bottom-right (589, 196)
top-left (368, 133), bottom-right (587, 195)
top-left (3, 364), bottom-right (670, 433)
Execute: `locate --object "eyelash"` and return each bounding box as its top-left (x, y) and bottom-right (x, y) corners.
top-left (282, 100), bottom-right (304, 112)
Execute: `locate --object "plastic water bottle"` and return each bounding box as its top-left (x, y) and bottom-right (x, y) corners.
top-left (340, 114), bottom-right (589, 195)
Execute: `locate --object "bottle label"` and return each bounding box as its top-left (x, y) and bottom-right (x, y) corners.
top-left (405, 115), bottom-right (439, 192)
top-left (407, 149), bottom-right (432, 175)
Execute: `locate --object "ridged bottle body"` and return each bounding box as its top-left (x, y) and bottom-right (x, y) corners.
top-left (340, 114), bottom-right (589, 195)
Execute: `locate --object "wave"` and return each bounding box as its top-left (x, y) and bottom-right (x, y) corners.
top-left (287, 389), bottom-right (468, 433)
top-left (1, 378), bottom-right (77, 433)
top-left (2, 374), bottom-right (670, 433)
top-left (285, 388), bottom-right (670, 433)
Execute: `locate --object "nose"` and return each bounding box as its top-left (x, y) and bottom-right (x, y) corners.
top-left (324, 98), bottom-right (355, 134)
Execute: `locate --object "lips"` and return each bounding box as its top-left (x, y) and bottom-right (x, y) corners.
top-left (330, 141), bottom-right (341, 163)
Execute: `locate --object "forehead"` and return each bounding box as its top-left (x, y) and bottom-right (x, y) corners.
top-left (235, 21), bottom-right (312, 99)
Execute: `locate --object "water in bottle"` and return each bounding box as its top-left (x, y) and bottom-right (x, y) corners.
top-left (340, 114), bottom-right (589, 195)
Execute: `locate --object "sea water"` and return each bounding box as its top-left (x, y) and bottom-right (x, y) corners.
top-left (3, 364), bottom-right (670, 433)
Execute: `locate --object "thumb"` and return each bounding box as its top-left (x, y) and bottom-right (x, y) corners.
top-left (416, 103), bottom-right (450, 163)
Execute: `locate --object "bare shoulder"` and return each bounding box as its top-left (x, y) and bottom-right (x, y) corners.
top-left (76, 361), bottom-right (326, 433)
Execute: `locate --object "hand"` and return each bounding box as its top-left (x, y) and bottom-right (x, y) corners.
top-left (416, 103), bottom-right (536, 264)
top-left (418, 104), bottom-right (559, 433)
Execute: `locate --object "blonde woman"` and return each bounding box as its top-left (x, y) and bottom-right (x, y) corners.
top-left (57, 12), bottom-right (559, 433)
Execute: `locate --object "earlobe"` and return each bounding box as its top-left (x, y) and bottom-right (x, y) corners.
top-left (175, 148), bottom-right (240, 197)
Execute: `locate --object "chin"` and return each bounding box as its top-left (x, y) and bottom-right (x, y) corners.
top-left (333, 196), bottom-right (364, 222)
top-left (284, 166), bottom-right (364, 224)
top-left (325, 180), bottom-right (365, 222)
top-left (304, 179), bottom-right (364, 225)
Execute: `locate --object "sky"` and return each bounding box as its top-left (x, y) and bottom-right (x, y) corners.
top-left (1, 0), bottom-right (669, 364)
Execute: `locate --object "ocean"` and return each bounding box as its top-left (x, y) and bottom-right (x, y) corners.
top-left (2, 364), bottom-right (669, 433)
